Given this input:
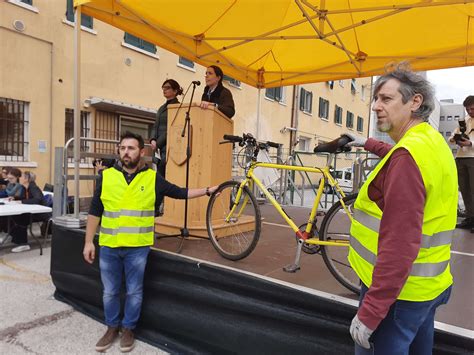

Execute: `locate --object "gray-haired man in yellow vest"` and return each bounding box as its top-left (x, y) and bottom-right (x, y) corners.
top-left (83, 131), bottom-right (217, 353)
top-left (345, 66), bottom-right (456, 354)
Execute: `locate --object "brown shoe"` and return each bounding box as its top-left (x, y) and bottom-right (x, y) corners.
top-left (120, 328), bottom-right (135, 352)
top-left (95, 326), bottom-right (119, 352)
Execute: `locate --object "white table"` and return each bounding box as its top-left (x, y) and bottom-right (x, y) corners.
top-left (0, 199), bottom-right (52, 254)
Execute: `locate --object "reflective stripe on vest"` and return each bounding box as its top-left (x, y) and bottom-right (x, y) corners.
top-left (353, 209), bottom-right (454, 249)
top-left (349, 232), bottom-right (450, 277)
top-left (100, 226), bottom-right (154, 235)
top-left (103, 210), bottom-right (155, 218)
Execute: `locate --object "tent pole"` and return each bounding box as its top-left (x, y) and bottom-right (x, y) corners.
top-left (256, 88), bottom-right (261, 140)
top-left (73, 5), bottom-right (81, 218)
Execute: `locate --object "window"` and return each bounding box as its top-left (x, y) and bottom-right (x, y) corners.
top-left (223, 75), bottom-right (241, 88)
top-left (440, 116), bottom-right (445, 121)
top-left (297, 136), bottom-right (311, 152)
top-left (120, 116), bottom-right (154, 139)
top-left (299, 88), bottom-right (313, 114)
top-left (351, 79), bottom-right (357, 94)
top-left (327, 81), bottom-right (334, 90)
top-left (21, 0), bottom-right (32, 4)
top-left (357, 116), bottom-right (364, 132)
top-left (178, 56), bottom-right (194, 69)
top-left (0, 98), bottom-right (28, 162)
top-left (65, 109), bottom-right (90, 162)
top-left (445, 131), bottom-right (451, 137)
top-left (346, 111), bottom-right (354, 128)
top-left (447, 115), bottom-right (453, 121)
top-left (361, 85), bottom-right (366, 101)
top-left (124, 32), bottom-right (157, 54)
top-left (265, 87), bottom-right (283, 102)
top-left (318, 97), bottom-right (329, 119)
top-left (339, 80), bottom-right (344, 87)
top-left (334, 105), bottom-right (343, 124)
top-left (66, 0), bottom-right (93, 29)
top-left (455, 115), bottom-right (460, 120)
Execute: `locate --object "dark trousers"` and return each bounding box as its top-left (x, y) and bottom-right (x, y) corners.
top-left (10, 213), bottom-right (51, 245)
top-left (0, 216), bottom-right (8, 233)
top-left (456, 157), bottom-right (474, 218)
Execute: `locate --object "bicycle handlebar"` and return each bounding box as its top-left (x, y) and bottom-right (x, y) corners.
top-left (222, 133), bottom-right (281, 149)
top-left (223, 134), bottom-right (243, 143)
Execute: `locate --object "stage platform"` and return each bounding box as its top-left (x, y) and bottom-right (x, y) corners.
top-left (157, 203), bottom-right (474, 331)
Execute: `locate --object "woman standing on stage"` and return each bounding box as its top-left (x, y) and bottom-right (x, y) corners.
top-left (200, 65), bottom-right (235, 119)
top-left (150, 79), bottom-right (183, 177)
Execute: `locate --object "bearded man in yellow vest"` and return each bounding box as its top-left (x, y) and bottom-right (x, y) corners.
top-left (345, 67), bottom-right (456, 354)
top-left (83, 131), bottom-right (217, 353)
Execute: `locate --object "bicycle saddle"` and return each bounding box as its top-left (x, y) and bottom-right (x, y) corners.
top-left (313, 134), bottom-right (352, 154)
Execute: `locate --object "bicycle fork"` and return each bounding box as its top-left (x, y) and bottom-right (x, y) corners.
top-left (283, 238), bottom-right (304, 273)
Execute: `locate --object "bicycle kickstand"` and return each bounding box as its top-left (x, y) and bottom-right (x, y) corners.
top-left (283, 238), bottom-right (304, 273)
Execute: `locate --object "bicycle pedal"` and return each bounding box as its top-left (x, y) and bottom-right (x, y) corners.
top-left (283, 264), bottom-right (300, 273)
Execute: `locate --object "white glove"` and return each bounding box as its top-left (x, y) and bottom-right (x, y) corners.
top-left (343, 133), bottom-right (367, 148)
top-left (350, 314), bottom-right (374, 349)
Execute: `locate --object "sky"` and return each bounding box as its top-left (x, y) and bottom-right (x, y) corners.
top-left (427, 66), bottom-right (474, 105)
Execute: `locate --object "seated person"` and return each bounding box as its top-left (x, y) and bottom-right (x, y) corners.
top-left (0, 167), bottom-right (9, 198)
top-left (5, 168), bottom-right (25, 200)
top-left (9, 171), bottom-right (51, 253)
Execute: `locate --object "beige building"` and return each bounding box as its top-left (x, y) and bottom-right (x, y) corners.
top-left (0, 0), bottom-right (371, 196)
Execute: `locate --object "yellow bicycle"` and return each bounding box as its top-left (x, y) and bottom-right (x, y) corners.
top-left (206, 133), bottom-right (360, 294)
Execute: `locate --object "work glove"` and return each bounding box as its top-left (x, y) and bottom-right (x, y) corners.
top-left (350, 314), bottom-right (374, 349)
top-left (343, 133), bottom-right (367, 148)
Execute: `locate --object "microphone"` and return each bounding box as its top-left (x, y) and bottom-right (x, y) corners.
top-left (192, 80), bottom-right (201, 86)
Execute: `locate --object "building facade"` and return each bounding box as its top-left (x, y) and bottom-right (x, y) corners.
top-left (0, 0), bottom-right (371, 195)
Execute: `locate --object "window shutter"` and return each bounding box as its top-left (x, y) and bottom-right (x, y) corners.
top-left (81, 14), bottom-right (93, 29)
top-left (300, 88), bottom-right (305, 110)
top-left (179, 57), bottom-right (194, 68)
top-left (66, 0), bottom-right (75, 22)
top-left (140, 39), bottom-right (157, 54)
top-left (308, 92), bottom-right (313, 113)
top-left (124, 33), bottom-right (141, 47)
top-left (275, 87), bottom-right (282, 102)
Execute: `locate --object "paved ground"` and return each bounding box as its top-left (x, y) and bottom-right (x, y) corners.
top-left (0, 244), bottom-right (168, 354)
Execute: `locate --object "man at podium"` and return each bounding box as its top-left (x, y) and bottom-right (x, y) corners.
top-left (200, 65), bottom-right (235, 119)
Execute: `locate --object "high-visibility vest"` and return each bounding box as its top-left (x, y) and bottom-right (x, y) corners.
top-left (99, 167), bottom-right (156, 247)
top-left (349, 123), bottom-right (457, 301)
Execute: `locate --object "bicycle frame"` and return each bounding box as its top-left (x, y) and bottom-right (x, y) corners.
top-left (226, 160), bottom-right (353, 247)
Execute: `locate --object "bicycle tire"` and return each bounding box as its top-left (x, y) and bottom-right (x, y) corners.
top-left (206, 180), bottom-right (261, 260)
top-left (319, 193), bottom-right (361, 294)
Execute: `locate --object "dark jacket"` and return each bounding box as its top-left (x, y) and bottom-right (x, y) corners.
top-left (201, 83), bottom-right (235, 118)
top-left (20, 181), bottom-right (46, 205)
top-left (151, 97), bottom-right (179, 152)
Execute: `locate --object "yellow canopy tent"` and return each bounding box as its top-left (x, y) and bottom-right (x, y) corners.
top-left (74, 0), bottom-right (473, 88)
top-left (68, 0), bottom-right (473, 216)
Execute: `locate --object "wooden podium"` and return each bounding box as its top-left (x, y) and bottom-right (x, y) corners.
top-left (155, 103), bottom-right (233, 237)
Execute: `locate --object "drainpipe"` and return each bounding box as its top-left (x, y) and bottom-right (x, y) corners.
top-left (289, 85), bottom-right (299, 154)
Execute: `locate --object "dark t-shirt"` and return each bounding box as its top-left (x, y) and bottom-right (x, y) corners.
top-left (89, 164), bottom-right (187, 217)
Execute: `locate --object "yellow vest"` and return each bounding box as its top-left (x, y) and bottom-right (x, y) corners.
top-left (99, 167), bottom-right (156, 247)
top-left (349, 123), bottom-right (457, 301)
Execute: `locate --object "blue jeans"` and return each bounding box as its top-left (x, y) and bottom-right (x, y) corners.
top-left (355, 283), bottom-right (452, 355)
top-left (99, 246), bottom-right (150, 329)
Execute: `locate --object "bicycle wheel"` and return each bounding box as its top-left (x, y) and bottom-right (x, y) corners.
top-left (206, 180), bottom-right (261, 260)
top-left (319, 193), bottom-right (360, 294)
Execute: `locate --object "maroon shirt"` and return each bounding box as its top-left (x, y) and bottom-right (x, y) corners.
top-left (358, 138), bottom-right (426, 330)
